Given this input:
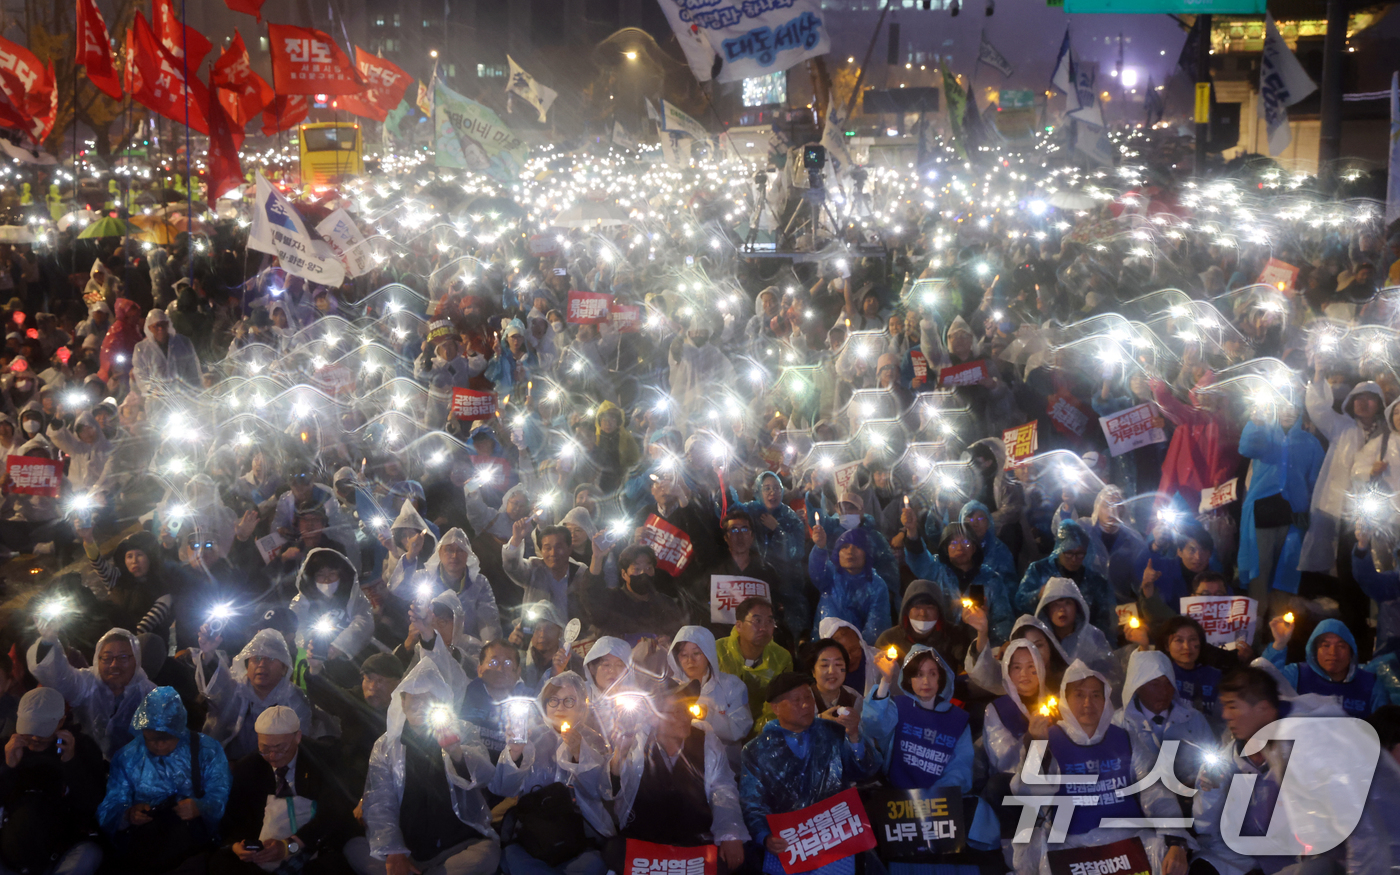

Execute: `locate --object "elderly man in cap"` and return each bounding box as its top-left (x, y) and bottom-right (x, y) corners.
top-left (212, 706), bottom-right (356, 875)
top-left (129, 307), bottom-right (201, 399)
top-left (306, 652), bottom-right (404, 791)
top-left (28, 626), bottom-right (155, 760)
top-left (197, 628), bottom-right (315, 761)
top-left (739, 672), bottom-right (877, 869)
top-left (0, 688), bottom-right (107, 875)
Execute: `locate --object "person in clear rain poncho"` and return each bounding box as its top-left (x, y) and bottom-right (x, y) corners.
top-left (27, 626), bottom-right (156, 760)
top-left (666, 626), bottom-right (754, 771)
top-left (289, 547), bottom-right (375, 663)
top-left (1112, 650), bottom-right (1216, 800)
top-left (399, 527), bottom-right (502, 655)
top-left (196, 628), bottom-right (315, 762)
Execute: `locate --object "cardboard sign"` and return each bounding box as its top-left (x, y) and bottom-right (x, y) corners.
top-left (1002, 422), bottom-right (1039, 469)
top-left (909, 349), bottom-right (929, 383)
top-left (638, 513), bottom-right (695, 576)
top-left (1115, 603), bottom-right (1141, 626)
top-left (611, 302), bottom-right (643, 333)
top-left (1199, 478), bottom-right (1238, 512)
top-left (1099, 403), bottom-right (1166, 457)
top-left (1047, 391), bottom-right (1093, 437)
top-left (1179, 595), bottom-right (1257, 646)
top-left (1047, 836), bottom-right (1151, 875)
top-left (527, 234), bottom-right (558, 257)
top-left (938, 359), bottom-right (989, 387)
top-left (832, 461), bottom-right (862, 494)
top-left (864, 787), bottom-right (965, 859)
top-left (451, 387), bottom-right (497, 420)
top-left (255, 531), bottom-right (287, 565)
top-left (5, 455), bottom-right (61, 496)
top-left (566, 290), bottom-right (613, 324)
top-left (766, 788), bottom-right (876, 874)
top-left (1257, 258), bottom-right (1300, 293)
top-left (710, 575), bottom-right (771, 624)
top-left (625, 840), bottom-right (717, 875)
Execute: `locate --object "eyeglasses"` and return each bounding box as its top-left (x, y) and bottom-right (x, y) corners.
top-left (744, 615), bottom-right (777, 628)
top-left (725, 526), bottom-right (751, 535)
top-left (98, 653), bottom-right (133, 665)
top-left (313, 570), bottom-right (340, 582)
top-left (485, 658), bottom-right (516, 669)
top-left (546, 697), bottom-right (578, 709)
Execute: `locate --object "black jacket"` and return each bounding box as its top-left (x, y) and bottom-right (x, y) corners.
top-left (220, 740), bottom-right (356, 857)
top-left (0, 727), bottom-right (107, 867)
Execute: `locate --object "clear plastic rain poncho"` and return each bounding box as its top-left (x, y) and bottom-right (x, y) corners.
top-left (403, 527), bottom-right (501, 648)
top-left (289, 546), bottom-right (375, 658)
top-left (1112, 649), bottom-right (1216, 783)
top-left (364, 659), bottom-right (498, 858)
top-left (1032, 576), bottom-right (1115, 682)
top-left (983, 638), bottom-right (1048, 776)
top-left (583, 636), bottom-right (637, 740)
top-left (26, 626), bottom-right (155, 759)
top-left (665, 626), bottom-right (753, 768)
top-left (197, 627), bottom-right (314, 757)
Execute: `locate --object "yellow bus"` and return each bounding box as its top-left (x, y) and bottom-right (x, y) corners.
top-left (298, 122), bottom-right (363, 186)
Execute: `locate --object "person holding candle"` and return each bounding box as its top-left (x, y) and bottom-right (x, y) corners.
top-left (667, 626), bottom-right (753, 770)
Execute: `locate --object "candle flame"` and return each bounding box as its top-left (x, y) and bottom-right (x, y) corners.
top-left (689, 704), bottom-right (704, 718)
top-left (1283, 612), bottom-right (1294, 624)
top-left (885, 645), bottom-right (899, 660)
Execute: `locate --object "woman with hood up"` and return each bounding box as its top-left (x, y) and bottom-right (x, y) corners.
top-left (667, 626), bottom-right (754, 770)
top-left (582, 636), bottom-right (637, 741)
top-left (401, 528), bottom-right (502, 654)
top-left (490, 670), bottom-right (613, 875)
top-left (382, 500), bottom-right (438, 595)
top-left (589, 401), bottom-right (638, 494)
top-left (484, 317), bottom-right (538, 398)
top-left (809, 524), bottom-right (892, 645)
top-left (819, 617), bottom-right (882, 695)
top-left (1009, 660), bottom-right (1191, 875)
top-left (863, 645), bottom-right (1001, 849)
top-left (984, 639), bottom-right (1050, 776)
top-left (1033, 577), bottom-right (1114, 686)
top-left (958, 499), bottom-right (1017, 582)
top-left (288, 547), bottom-right (375, 662)
top-left (1016, 519), bottom-right (1118, 645)
top-left (349, 659), bottom-right (503, 875)
top-left (902, 520), bottom-right (1017, 648)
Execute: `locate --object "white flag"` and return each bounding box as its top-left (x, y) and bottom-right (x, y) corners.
top-left (506, 56), bottom-right (557, 123)
top-left (248, 172), bottom-right (346, 288)
top-left (660, 98), bottom-right (708, 141)
top-left (653, 0), bottom-right (716, 83)
top-left (611, 121), bottom-right (635, 150)
top-left (978, 32), bottom-right (1014, 78)
top-left (693, 0), bottom-right (831, 84)
top-left (315, 208), bottom-right (373, 278)
top-left (821, 94), bottom-right (855, 182)
top-left (1386, 71), bottom-right (1399, 226)
top-left (1051, 31), bottom-right (1079, 114)
top-left (1259, 14), bottom-right (1316, 156)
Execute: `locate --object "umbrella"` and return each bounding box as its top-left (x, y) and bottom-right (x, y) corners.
top-left (134, 212), bottom-right (209, 235)
top-left (1047, 191), bottom-right (1097, 210)
top-left (0, 225), bottom-right (36, 244)
top-left (135, 223), bottom-right (179, 245)
top-left (76, 216), bottom-right (132, 239)
top-left (58, 210), bottom-right (99, 232)
top-left (551, 201), bottom-right (632, 227)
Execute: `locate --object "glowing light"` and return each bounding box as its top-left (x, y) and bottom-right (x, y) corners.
top-left (1283, 612), bottom-right (1295, 624)
top-left (885, 645), bottom-right (899, 660)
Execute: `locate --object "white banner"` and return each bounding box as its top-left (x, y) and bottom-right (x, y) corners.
top-left (1259, 13), bottom-right (1316, 156)
top-left (1098, 403), bottom-right (1166, 457)
top-left (315, 208), bottom-right (374, 278)
top-left (654, 0), bottom-right (717, 83)
top-left (710, 575), bottom-right (771, 624)
top-left (1179, 595), bottom-right (1257, 647)
top-left (506, 55), bottom-right (557, 123)
top-left (821, 93), bottom-right (856, 183)
top-left (674, 0), bottom-right (831, 84)
top-left (660, 98), bottom-right (708, 141)
top-left (248, 172), bottom-right (346, 287)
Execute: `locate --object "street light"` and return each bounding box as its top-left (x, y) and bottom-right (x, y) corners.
top-left (624, 50), bottom-right (638, 60)
top-left (430, 49), bottom-right (439, 58)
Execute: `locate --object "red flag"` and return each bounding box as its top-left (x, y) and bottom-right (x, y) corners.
top-left (222, 0), bottom-right (266, 21)
top-left (76, 0), bottom-right (121, 100)
top-left (128, 12), bottom-right (210, 136)
top-left (122, 26), bottom-right (142, 96)
top-left (152, 0), bottom-right (212, 69)
top-left (32, 60), bottom-right (57, 142)
top-left (0, 37), bottom-right (51, 144)
top-left (261, 93), bottom-right (308, 136)
top-left (205, 96), bottom-right (242, 212)
top-left (337, 47), bottom-right (412, 123)
top-left (267, 24), bottom-right (366, 95)
top-left (211, 31), bottom-right (272, 129)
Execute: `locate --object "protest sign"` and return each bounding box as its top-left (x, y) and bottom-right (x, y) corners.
top-left (567, 290), bottom-right (613, 324)
top-left (832, 461), bottom-right (862, 494)
top-left (624, 840), bottom-right (717, 875)
top-left (1047, 391), bottom-right (1093, 437)
top-left (6, 455), bottom-right (60, 496)
top-left (1199, 478), bottom-right (1238, 512)
top-left (639, 514), bottom-right (695, 576)
top-left (864, 787), bottom-right (965, 859)
top-left (255, 531), bottom-right (286, 564)
top-left (938, 359), bottom-right (989, 387)
top-left (1047, 836), bottom-right (1151, 875)
top-left (527, 234), bottom-right (558, 257)
top-left (710, 575), bottom-right (771, 623)
top-left (1099, 403), bottom-right (1166, 456)
top-left (909, 350), bottom-right (929, 383)
top-left (765, 788), bottom-right (876, 874)
top-left (611, 302), bottom-right (643, 333)
top-left (1179, 595), bottom-right (1257, 646)
top-left (451, 388), bottom-right (497, 420)
top-left (1257, 258), bottom-right (1300, 293)
top-left (1003, 422), bottom-right (1039, 468)
top-left (315, 208), bottom-right (374, 278)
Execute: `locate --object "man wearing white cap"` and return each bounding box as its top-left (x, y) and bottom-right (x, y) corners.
top-left (197, 628), bottom-right (314, 762)
top-left (130, 307), bottom-right (201, 399)
top-left (213, 706), bottom-right (356, 875)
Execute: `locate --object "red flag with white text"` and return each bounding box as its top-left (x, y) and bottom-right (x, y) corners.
top-left (153, 0), bottom-right (213, 69)
top-left (222, 0), bottom-right (267, 21)
top-left (337, 47), bottom-right (412, 123)
top-left (211, 31), bottom-right (273, 131)
top-left (76, 0), bottom-right (122, 100)
top-left (206, 96), bottom-right (243, 211)
top-left (261, 93), bottom-right (308, 136)
top-left (0, 38), bottom-right (54, 144)
top-left (267, 24), bottom-right (367, 95)
top-left (128, 12), bottom-right (210, 135)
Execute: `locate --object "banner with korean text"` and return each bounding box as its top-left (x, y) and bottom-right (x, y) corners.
top-left (765, 788), bottom-right (876, 874)
top-left (863, 787), bottom-right (965, 859)
top-left (1098, 403), bottom-right (1166, 456)
top-left (567, 291), bottom-right (614, 324)
top-left (639, 514), bottom-right (695, 576)
top-left (710, 575), bottom-right (771, 624)
top-left (451, 388), bottom-right (497, 420)
top-left (6, 455), bottom-right (61, 496)
top-left (624, 840), bottom-right (716, 875)
top-left (1179, 595), bottom-right (1257, 646)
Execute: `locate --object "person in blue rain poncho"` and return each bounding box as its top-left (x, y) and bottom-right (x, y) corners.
top-left (1080, 486), bottom-right (1147, 604)
top-left (1236, 401), bottom-right (1322, 610)
top-left (811, 491), bottom-right (899, 606)
top-left (741, 470), bottom-right (811, 637)
top-left (1016, 519), bottom-right (1117, 644)
top-left (902, 519), bottom-right (1017, 646)
top-left (97, 687), bottom-right (232, 872)
top-left (861, 645), bottom-right (1000, 851)
top-left (808, 525), bottom-right (892, 645)
top-left (1261, 617), bottom-right (1391, 717)
top-left (954, 500), bottom-right (1017, 582)
top-left (484, 319), bottom-right (538, 397)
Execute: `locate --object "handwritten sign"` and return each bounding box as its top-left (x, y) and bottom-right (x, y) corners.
top-left (1199, 478), bottom-right (1238, 512)
top-left (1099, 403), bottom-right (1166, 456)
top-left (832, 461), bottom-right (862, 495)
top-left (1257, 258), bottom-right (1300, 294)
top-left (938, 359), bottom-right (989, 387)
top-left (1047, 391), bottom-right (1093, 437)
top-left (765, 788), bottom-right (876, 874)
top-left (625, 840), bottom-right (716, 875)
top-left (255, 531), bottom-right (287, 565)
top-left (863, 787), bottom-right (965, 859)
top-left (610, 302), bottom-right (643, 333)
top-left (1047, 837), bottom-right (1151, 875)
top-left (710, 575), bottom-right (771, 624)
top-left (1003, 422), bottom-right (1039, 469)
top-left (1179, 595), bottom-right (1256, 646)
top-left (566, 290), bottom-right (613, 324)
top-left (315, 209), bottom-right (374, 278)
top-left (451, 387), bottom-right (497, 420)
top-left (638, 513), bottom-right (695, 576)
top-left (5, 455), bottom-right (60, 496)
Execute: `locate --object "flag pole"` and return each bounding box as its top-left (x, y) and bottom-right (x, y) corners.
top-left (180, 0), bottom-right (193, 283)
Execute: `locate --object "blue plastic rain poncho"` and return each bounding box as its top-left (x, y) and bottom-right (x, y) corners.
top-left (958, 500), bottom-right (1017, 581)
top-left (1236, 415), bottom-right (1323, 594)
top-left (97, 687), bottom-right (232, 835)
top-left (902, 523), bottom-right (1017, 645)
top-left (808, 527), bottom-right (892, 644)
top-left (483, 318), bottom-right (538, 397)
top-left (741, 471), bottom-right (811, 635)
top-left (1015, 519), bottom-right (1117, 643)
top-left (814, 510), bottom-right (899, 606)
top-left (27, 627), bottom-right (156, 759)
top-left (1261, 618), bottom-right (1391, 717)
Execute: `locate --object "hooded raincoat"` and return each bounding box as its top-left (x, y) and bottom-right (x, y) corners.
top-left (1016, 520), bottom-right (1117, 644)
top-left (1237, 414), bottom-right (1324, 594)
top-left (966, 614), bottom-right (1073, 698)
top-left (27, 628), bottom-right (156, 759)
top-left (289, 547), bottom-right (375, 658)
top-left (197, 629), bottom-right (315, 759)
top-left (403, 528), bottom-right (502, 650)
top-left (903, 524), bottom-right (1016, 646)
top-left (46, 410), bottom-right (111, 492)
top-left (959, 500), bottom-right (1017, 581)
top-left (983, 639), bottom-right (1048, 775)
top-left (1111, 650), bottom-right (1215, 786)
top-left (1261, 618), bottom-right (1390, 717)
top-left (666, 627), bottom-right (754, 767)
top-left (741, 470), bottom-right (811, 635)
top-left (1301, 380), bottom-right (1387, 572)
top-left (808, 527), bottom-right (892, 644)
top-left (1033, 577), bottom-right (1114, 681)
top-left (818, 617), bottom-right (882, 695)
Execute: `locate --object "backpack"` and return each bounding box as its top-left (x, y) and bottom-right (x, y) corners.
top-left (502, 782), bottom-right (590, 867)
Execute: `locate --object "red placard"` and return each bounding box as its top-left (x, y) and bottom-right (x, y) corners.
top-left (938, 359), bottom-right (989, 387)
top-left (909, 349), bottom-right (929, 384)
top-left (1046, 391), bottom-right (1093, 437)
top-left (267, 23), bottom-right (367, 96)
top-left (637, 513), bottom-right (695, 576)
top-left (451, 387), bottom-right (497, 420)
top-left (611, 303), bottom-right (643, 333)
top-left (6, 455), bottom-right (61, 496)
top-left (624, 840), bottom-right (717, 875)
top-left (1257, 258), bottom-right (1300, 294)
top-left (1002, 421), bottom-right (1038, 468)
top-left (567, 291), bottom-right (613, 324)
top-left (527, 234), bottom-right (558, 257)
top-left (765, 788), bottom-right (876, 874)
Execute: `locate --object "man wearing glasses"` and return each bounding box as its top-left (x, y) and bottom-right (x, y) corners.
top-left (28, 626), bottom-right (156, 760)
top-left (462, 640), bottom-right (533, 764)
top-left (716, 593), bottom-right (793, 739)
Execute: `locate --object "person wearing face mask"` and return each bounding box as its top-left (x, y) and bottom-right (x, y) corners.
top-left (1016, 519), bottom-right (1118, 644)
top-left (903, 519), bottom-right (1016, 647)
top-left (813, 490), bottom-right (900, 606)
top-left (667, 626), bottom-right (753, 771)
top-left (289, 548), bottom-right (375, 665)
top-left (580, 540), bottom-right (688, 640)
top-left (875, 576), bottom-right (975, 671)
top-left (1, 359), bottom-right (40, 415)
top-left (808, 524), bottom-right (892, 645)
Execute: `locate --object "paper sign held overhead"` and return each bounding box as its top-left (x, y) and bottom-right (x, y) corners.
top-left (710, 575), bottom-right (771, 624)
